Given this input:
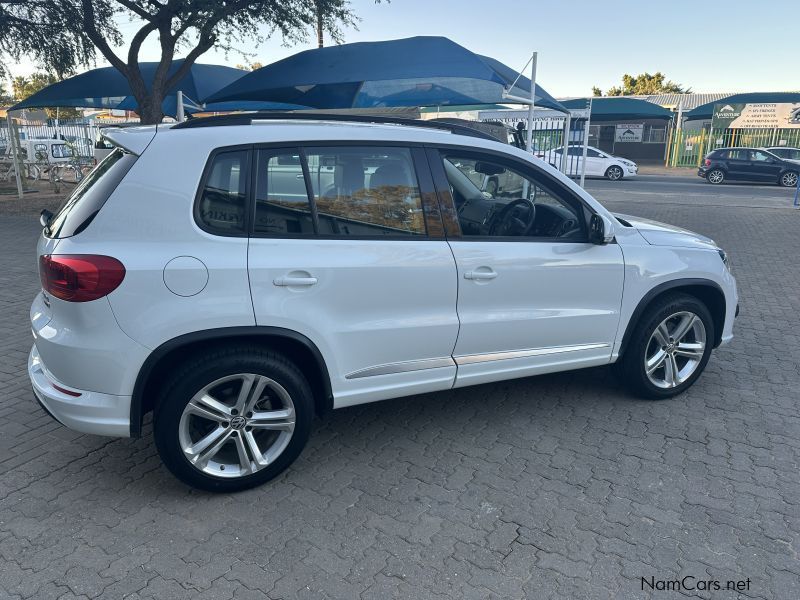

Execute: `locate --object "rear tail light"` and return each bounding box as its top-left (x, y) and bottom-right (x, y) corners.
top-left (39, 254), bottom-right (125, 302)
top-left (704, 159), bottom-right (711, 167)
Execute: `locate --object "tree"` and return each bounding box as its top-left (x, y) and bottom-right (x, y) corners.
top-left (591, 86), bottom-right (602, 97)
top-left (597, 72), bottom-right (689, 97)
top-left (235, 62), bottom-right (264, 71)
top-left (1, 1), bottom-right (369, 124)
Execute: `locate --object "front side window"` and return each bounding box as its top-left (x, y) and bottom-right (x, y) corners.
top-left (305, 146), bottom-right (426, 236)
top-left (198, 149), bottom-right (249, 234)
top-left (443, 154), bottom-right (585, 240)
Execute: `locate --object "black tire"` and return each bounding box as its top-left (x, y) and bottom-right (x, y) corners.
top-left (779, 171), bottom-right (798, 188)
top-left (618, 293), bottom-right (715, 400)
top-left (605, 165), bottom-right (623, 181)
top-left (706, 169), bottom-right (725, 185)
top-left (154, 346), bottom-right (314, 492)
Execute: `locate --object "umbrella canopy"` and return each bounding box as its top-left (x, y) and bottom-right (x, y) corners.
top-left (561, 97), bottom-right (673, 121)
top-left (684, 91), bottom-right (800, 121)
top-left (206, 36), bottom-right (567, 113)
top-left (10, 61), bottom-right (248, 117)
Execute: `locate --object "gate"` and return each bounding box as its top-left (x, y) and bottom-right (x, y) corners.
top-left (666, 127), bottom-right (800, 167)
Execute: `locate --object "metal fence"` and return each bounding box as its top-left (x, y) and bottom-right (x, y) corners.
top-left (1, 117), bottom-right (140, 158)
top-left (666, 127), bottom-right (800, 167)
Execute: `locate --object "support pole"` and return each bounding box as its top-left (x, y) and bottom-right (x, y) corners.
top-left (176, 91), bottom-right (185, 123)
top-left (560, 113), bottom-right (571, 174)
top-left (7, 113), bottom-right (24, 199)
top-left (580, 98), bottom-right (593, 188)
top-left (525, 52), bottom-right (537, 153)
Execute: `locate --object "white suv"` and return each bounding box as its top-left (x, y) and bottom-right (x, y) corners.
top-left (29, 115), bottom-right (738, 491)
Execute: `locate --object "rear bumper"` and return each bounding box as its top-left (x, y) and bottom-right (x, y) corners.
top-left (29, 345), bottom-right (131, 437)
top-left (697, 168), bottom-right (708, 177)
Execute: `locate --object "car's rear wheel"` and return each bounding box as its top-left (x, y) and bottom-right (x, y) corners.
top-left (706, 169), bottom-right (725, 184)
top-left (605, 165), bottom-right (623, 181)
top-left (619, 293), bottom-right (715, 399)
top-left (154, 347), bottom-right (313, 492)
top-left (779, 171), bottom-right (798, 187)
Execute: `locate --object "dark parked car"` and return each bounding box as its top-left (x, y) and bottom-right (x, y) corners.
top-left (761, 146), bottom-right (800, 164)
top-left (698, 147), bottom-right (799, 187)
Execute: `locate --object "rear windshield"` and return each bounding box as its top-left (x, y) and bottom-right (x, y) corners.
top-left (47, 148), bottom-right (137, 238)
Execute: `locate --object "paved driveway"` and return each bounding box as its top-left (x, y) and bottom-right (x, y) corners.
top-left (1, 184), bottom-right (798, 600)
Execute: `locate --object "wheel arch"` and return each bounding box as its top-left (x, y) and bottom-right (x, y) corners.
top-left (618, 278), bottom-right (726, 359)
top-left (130, 327), bottom-right (333, 437)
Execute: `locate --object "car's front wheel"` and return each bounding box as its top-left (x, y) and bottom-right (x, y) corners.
top-left (154, 347), bottom-right (313, 492)
top-left (779, 171), bottom-right (798, 188)
top-left (619, 293), bottom-right (715, 399)
top-left (706, 169), bottom-right (725, 184)
top-left (605, 165), bottom-right (624, 181)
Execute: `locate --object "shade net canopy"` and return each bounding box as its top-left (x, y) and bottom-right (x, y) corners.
top-left (206, 36), bottom-right (567, 113)
top-left (561, 97), bottom-right (673, 121)
top-left (10, 61), bottom-right (253, 117)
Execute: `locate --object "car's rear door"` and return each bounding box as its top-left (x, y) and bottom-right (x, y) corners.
top-left (428, 147), bottom-right (624, 389)
top-left (247, 144), bottom-right (459, 409)
top-left (721, 148), bottom-right (751, 180)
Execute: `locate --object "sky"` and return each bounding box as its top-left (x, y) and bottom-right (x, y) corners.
top-left (6, 0), bottom-right (797, 98)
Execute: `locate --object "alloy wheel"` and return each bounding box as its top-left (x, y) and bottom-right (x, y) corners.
top-left (781, 172), bottom-right (798, 187)
top-left (707, 170), bottom-right (724, 184)
top-left (607, 166), bottom-right (623, 181)
top-left (178, 373), bottom-right (296, 478)
top-left (644, 311), bottom-right (707, 389)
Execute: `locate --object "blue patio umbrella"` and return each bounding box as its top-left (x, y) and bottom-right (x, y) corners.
top-left (205, 36), bottom-right (567, 113)
top-left (10, 60), bottom-right (253, 118)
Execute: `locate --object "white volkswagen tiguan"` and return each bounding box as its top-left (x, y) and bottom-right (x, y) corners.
top-left (29, 115), bottom-right (738, 491)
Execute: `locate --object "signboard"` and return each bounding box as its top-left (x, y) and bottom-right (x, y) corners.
top-left (712, 103), bottom-right (800, 129)
top-left (615, 123), bottom-right (643, 142)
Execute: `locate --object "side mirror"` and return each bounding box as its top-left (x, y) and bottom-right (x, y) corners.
top-left (40, 209), bottom-right (54, 230)
top-left (589, 213), bottom-right (615, 244)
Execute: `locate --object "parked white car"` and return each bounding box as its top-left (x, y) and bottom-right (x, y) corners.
top-left (30, 115), bottom-right (736, 491)
top-left (537, 145), bottom-right (638, 180)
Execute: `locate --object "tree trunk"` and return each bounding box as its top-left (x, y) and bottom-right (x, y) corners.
top-left (316, 5), bottom-right (323, 48)
top-left (138, 98), bottom-right (165, 125)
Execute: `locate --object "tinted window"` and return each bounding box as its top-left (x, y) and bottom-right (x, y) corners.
top-left (198, 149), bottom-right (249, 234)
top-left (305, 147), bottom-right (425, 236)
top-left (253, 150), bottom-right (314, 235)
top-left (586, 149), bottom-right (602, 158)
top-left (443, 154), bottom-right (584, 240)
top-left (750, 150), bottom-right (772, 162)
top-left (724, 149), bottom-right (749, 161)
top-left (47, 148), bottom-right (137, 238)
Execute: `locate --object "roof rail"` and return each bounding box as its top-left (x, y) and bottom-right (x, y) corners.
top-left (171, 111), bottom-right (500, 141)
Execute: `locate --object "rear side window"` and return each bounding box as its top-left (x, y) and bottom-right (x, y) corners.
top-left (306, 146), bottom-right (426, 237)
top-left (47, 148), bottom-right (137, 238)
top-left (253, 149), bottom-right (314, 235)
top-left (723, 149), bottom-right (748, 160)
top-left (197, 149), bottom-right (249, 234)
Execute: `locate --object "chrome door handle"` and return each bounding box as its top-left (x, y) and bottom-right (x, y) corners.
top-left (273, 276), bottom-right (318, 287)
top-left (463, 269), bottom-right (497, 280)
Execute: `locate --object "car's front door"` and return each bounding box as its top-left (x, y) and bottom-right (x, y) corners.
top-left (247, 145), bottom-right (459, 408)
top-left (748, 150), bottom-right (783, 181)
top-left (585, 148), bottom-right (607, 176)
top-left (429, 148), bottom-right (625, 388)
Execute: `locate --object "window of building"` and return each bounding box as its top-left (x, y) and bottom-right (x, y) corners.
top-left (643, 125), bottom-right (666, 144)
top-left (197, 149), bottom-right (249, 234)
top-left (305, 147), bottom-right (426, 236)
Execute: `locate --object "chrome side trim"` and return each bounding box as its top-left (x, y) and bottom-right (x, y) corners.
top-left (345, 357), bottom-right (456, 379)
top-left (454, 343), bottom-right (609, 365)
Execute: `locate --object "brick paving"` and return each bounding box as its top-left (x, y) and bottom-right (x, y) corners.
top-left (0, 190), bottom-right (798, 599)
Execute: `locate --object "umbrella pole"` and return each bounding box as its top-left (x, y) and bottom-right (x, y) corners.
top-left (7, 113), bottom-right (24, 199)
top-left (177, 91), bottom-right (185, 122)
top-left (525, 52), bottom-right (537, 153)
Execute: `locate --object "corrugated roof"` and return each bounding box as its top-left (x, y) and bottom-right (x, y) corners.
top-left (641, 93), bottom-right (731, 110)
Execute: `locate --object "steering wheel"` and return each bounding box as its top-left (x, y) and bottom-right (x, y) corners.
top-left (489, 198), bottom-right (536, 236)
top-left (557, 217), bottom-right (581, 238)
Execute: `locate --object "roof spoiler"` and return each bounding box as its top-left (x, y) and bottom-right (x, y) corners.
top-left (102, 125), bottom-right (159, 156)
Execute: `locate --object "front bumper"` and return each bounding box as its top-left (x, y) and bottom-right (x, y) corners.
top-left (29, 345), bottom-right (131, 437)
